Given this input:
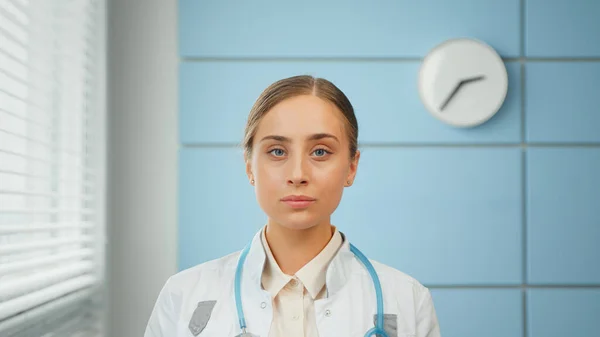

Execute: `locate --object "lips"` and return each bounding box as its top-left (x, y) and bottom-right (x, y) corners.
top-left (281, 195), bottom-right (316, 209)
top-left (281, 195), bottom-right (316, 201)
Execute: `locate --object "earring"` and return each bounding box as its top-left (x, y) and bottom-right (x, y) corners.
top-left (347, 180), bottom-right (352, 186)
top-left (251, 179), bottom-right (255, 184)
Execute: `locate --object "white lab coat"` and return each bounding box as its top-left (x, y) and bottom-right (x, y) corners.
top-left (144, 229), bottom-right (441, 337)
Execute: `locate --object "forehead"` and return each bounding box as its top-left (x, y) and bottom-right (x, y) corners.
top-left (255, 95), bottom-right (346, 139)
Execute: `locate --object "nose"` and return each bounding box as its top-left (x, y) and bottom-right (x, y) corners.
top-left (287, 153), bottom-right (309, 186)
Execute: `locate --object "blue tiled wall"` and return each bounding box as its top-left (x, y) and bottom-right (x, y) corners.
top-left (177, 1), bottom-right (600, 337)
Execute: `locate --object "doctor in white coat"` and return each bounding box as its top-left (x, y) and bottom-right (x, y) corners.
top-left (144, 75), bottom-right (441, 337)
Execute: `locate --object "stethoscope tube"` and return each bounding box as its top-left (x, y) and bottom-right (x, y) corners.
top-left (234, 241), bottom-right (389, 337)
top-left (349, 243), bottom-right (388, 337)
top-left (234, 242), bottom-right (252, 333)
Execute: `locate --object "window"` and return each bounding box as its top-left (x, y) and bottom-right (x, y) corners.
top-left (0, 0), bottom-right (106, 336)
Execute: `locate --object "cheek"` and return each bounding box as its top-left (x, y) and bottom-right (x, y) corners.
top-left (318, 158), bottom-right (349, 180)
top-left (253, 162), bottom-right (282, 203)
top-left (314, 163), bottom-right (349, 196)
top-left (255, 162), bottom-right (282, 184)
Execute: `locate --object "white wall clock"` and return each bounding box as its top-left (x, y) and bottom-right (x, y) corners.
top-left (418, 38), bottom-right (508, 128)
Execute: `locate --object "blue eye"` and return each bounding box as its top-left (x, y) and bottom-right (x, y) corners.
top-left (269, 148), bottom-right (285, 157)
top-left (313, 149), bottom-right (329, 157)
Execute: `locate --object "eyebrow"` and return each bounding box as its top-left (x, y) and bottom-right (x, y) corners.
top-left (259, 133), bottom-right (340, 144)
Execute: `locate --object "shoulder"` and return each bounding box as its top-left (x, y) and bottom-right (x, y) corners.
top-left (161, 250), bottom-right (241, 299)
top-left (372, 259), bottom-right (427, 290)
top-left (353, 258), bottom-right (433, 307)
top-left (145, 251), bottom-right (243, 336)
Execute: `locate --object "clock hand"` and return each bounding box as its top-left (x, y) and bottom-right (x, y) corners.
top-left (439, 82), bottom-right (463, 111)
top-left (439, 75), bottom-right (486, 111)
top-left (461, 75), bottom-right (486, 85)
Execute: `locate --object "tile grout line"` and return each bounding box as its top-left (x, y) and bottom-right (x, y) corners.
top-left (522, 146), bottom-right (528, 337)
top-left (180, 56), bottom-right (600, 63)
top-left (522, 290), bottom-right (528, 337)
top-left (520, 0), bottom-right (528, 335)
top-left (520, 0), bottom-right (526, 59)
top-left (425, 284), bottom-right (600, 289)
top-left (180, 143), bottom-right (600, 148)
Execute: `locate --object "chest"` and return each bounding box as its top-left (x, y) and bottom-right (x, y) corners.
top-left (175, 279), bottom-right (417, 337)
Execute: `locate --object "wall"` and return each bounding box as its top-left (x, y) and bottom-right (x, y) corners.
top-left (106, 0), bottom-right (178, 336)
top-left (177, 1), bottom-right (600, 337)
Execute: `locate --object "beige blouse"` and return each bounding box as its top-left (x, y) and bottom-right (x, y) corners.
top-left (260, 227), bottom-right (343, 337)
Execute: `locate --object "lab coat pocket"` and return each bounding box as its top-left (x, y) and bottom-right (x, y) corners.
top-left (372, 314), bottom-right (398, 337)
top-left (371, 314), bottom-right (416, 337)
top-left (188, 300), bottom-right (217, 336)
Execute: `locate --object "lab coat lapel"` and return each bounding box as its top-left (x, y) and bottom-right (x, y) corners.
top-left (324, 231), bottom-right (355, 298)
top-left (234, 229), bottom-right (272, 337)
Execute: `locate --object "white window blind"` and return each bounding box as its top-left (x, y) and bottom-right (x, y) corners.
top-left (0, 0), bottom-right (105, 336)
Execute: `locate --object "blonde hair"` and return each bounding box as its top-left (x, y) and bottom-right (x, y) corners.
top-left (243, 75), bottom-right (358, 160)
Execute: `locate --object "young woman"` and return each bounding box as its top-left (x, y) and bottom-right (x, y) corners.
top-left (145, 75), bottom-right (441, 337)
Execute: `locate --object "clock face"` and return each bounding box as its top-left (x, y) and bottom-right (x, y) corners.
top-left (418, 38), bottom-right (508, 128)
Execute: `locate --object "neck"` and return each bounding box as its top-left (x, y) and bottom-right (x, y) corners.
top-left (265, 220), bottom-right (334, 275)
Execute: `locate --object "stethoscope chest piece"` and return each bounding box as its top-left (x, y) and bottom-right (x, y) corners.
top-left (234, 333), bottom-right (259, 337)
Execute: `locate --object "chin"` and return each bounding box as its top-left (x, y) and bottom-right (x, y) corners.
top-left (271, 212), bottom-right (322, 230)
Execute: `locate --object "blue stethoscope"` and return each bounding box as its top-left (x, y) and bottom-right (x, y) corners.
top-left (234, 241), bottom-right (389, 337)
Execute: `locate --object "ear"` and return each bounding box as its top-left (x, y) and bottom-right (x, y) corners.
top-left (244, 151), bottom-right (254, 184)
top-left (346, 150), bottom-right (360, 186)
